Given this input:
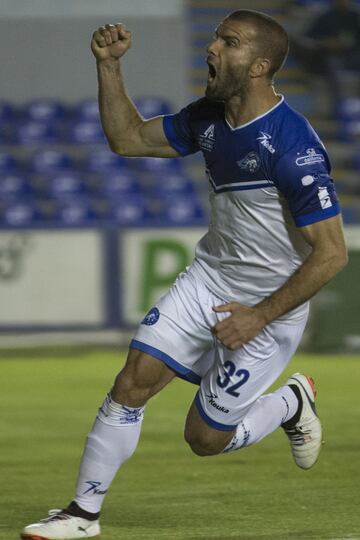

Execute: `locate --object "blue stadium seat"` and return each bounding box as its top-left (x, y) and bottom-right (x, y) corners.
top-left (151, 174), bottom-right (196, 196)
top-left (160, 196), bottom-right (206, 225)
top-left (67, 120), bottom-right (106, 144)
top-left (99, 172), bottom-right (142, 197)
top-left (47, 173), bottom-right (89, 199)
top-left (73, 98), bottom-right (100, 121)
top-left (15, 121), bottom-right (61, 144)
top-left (109, 195), bottom-right (150, 225)
top-left (0, 151), bottom-right (19, 173)
top-left (84, 148), bottom-right (129, 172)
top-left (135, 97), bottom-right (172, 118)
top-left (0, 121), bottom-right (14, 144)
top-left (338, 98), bottom-right (360, 121)
top-left (22, 99), bottom-right (67, 122)
top-left (134, 157), bottom-right (182, 174)
top-left (55, 199), bottom-right (99, 225)
top-left (30, 149), bottom-right (75, 174)
top-left (0, 173), bottom-right (32, 199)
top-left (1, 200), bottom-right (43, 226)
top-left (0, 100), bottom-right (16, 120)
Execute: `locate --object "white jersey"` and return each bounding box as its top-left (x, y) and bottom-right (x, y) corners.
top-left (163, 96), bottom-right (340, 306)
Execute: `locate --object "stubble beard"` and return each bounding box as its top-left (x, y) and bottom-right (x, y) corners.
top-left (205, 64), bottom-right (250, 102)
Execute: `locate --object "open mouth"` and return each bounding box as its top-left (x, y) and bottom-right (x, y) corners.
top-left (207, 63), bottom-right (217, 82)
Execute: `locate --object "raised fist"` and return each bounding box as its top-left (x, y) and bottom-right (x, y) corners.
top-left (91, 23), bottom-right (132, 61)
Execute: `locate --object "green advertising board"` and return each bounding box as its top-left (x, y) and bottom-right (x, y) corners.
top-left (120, 228), bottom-right (206, 324)
top-left (120, 226), bottom-right (360, 352)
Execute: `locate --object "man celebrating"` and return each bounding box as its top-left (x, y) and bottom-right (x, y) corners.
top-left (22, 9), bottom-right (347, 540)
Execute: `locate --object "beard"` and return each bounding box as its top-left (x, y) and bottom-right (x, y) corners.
top-left (205, 63), bottom-right (250, 102)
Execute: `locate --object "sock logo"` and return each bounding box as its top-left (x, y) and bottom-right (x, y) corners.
top-left (83, 481), bottom-right (108, 495)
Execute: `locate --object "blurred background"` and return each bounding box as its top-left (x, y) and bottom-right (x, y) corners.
top-left (1, 0), bottom-right (360, 352)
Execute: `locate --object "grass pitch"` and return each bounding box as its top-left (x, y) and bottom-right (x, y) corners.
top-left (0, 350), bottom-right (360, 540)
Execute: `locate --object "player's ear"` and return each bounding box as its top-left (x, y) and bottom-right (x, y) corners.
top-left (249, 57), bottom-right (271, 78)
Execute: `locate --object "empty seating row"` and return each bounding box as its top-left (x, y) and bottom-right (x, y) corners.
top-left (0, 195), bottom-right (207, 227)
top-left (0, 149), bottom-right (184, 174)
top-left (0, 171), bottom-right (198, 199)
top-left (0, 97), bottom-right (172, 122)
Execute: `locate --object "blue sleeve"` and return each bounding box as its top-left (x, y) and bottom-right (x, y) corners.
top-left (163, 104), bottom-right (200, 157)
top-left (272, 143), bottom-right (341, 227)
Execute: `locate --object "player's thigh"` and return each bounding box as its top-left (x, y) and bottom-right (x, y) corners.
top-left (191, 313), bottom-right (308, 434)
top-left (129, 267), bottom-right (215, 384)
top-left (112, 347), bottom-right (176, 407)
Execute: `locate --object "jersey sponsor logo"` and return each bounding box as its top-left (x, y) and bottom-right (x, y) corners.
top-left (203, 124), bottom-right (215, 140)
top-left (236, 151), bottom-right (261, 173)
top-left (301, 174), bottom-right (315, 186)
top-left (318, 186), bottom-right (332, 209)
top-left (141, 307), bottom-right (160, 326)
top-left (206, 392), bottom-right (229, 414)
top-left (257, 131), bottom-right (275, 153)
top-left (199, 124), bottom-right (216, 152)
top-left (295, 148), bottom-right (325, 167)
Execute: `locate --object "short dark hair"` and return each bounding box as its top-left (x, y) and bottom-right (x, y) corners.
top-left (227, 9), bottom-right (289, 79)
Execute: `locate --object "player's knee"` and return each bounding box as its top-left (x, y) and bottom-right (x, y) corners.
top-left (184, 430), bottom-right (222, 457)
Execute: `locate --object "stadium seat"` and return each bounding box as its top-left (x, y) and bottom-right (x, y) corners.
top-left (15, 121), bottom-right (61, 144)
top-left (84, 148), bottom-right (129, 173)
top-left (67, 120), bottom-right (106, 144)
top-left (30, 149), bottom-right (75, 174)
top-left (134, 157), bottom-right (182, 174)
top-left (0, 173), bottom-right (32, 199)
top-left (73, 98), bottom-right (100, 121)
top-left (135, 97), bottom-right (172, 118)
top-left (150, 174), bottom-right (196, 196)
top-left (47, 173), bottom-right (89, 199)
top-left (22, 99), bottom-right (67, 122)
top-left (0, 151), bottom-right (19, 173)
top-left (99, 172), bottom-right (142, 198)
top-left (1, 200), bottom-right (43, 226)
top-left (0, 100), bottom-right (16, 120)
top-left (55, 199), bottom-right (99, 225)
top-left (109, 195), bottom-right (150, 225)
top-left (159, 196), bottom-right (207, 225)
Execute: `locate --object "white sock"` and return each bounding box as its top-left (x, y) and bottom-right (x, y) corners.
top-left (223, 385), bottom-right (298, 453)
top-left (74, 393), bottom-right (144, 513)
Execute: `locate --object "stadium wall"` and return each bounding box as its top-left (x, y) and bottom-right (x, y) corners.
top-left (0, 3), bottom-right (188, 106)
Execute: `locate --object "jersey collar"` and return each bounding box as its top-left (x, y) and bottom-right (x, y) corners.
top-left (225, 95), bottom-right (285, 131)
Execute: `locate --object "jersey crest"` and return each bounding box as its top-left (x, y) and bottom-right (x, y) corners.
top-left (237, 151), bottom-right (261, 173)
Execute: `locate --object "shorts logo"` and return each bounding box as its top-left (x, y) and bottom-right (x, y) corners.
top-left (257, 131), bottom-right (275, 154)
top-left (141, 307), bottom-right (160, 326)
top-left (295, 148), bottom-right (325, 167)
top-left (237, 151), bottom-right (261, 173)
top-left (206, 392), bottom-right (229, 414)
top-left (318, 186), bottom-right (332, 209)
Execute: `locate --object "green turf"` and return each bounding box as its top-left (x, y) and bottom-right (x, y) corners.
top-left (1, 351), bottom-right (360, 540)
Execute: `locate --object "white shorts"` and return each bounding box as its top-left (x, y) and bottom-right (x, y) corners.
top-left (131, 265), bottom-right (309, 431)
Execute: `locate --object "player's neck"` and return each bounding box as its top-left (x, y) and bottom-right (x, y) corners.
top-left (225, 87), bottom-right (281, 129)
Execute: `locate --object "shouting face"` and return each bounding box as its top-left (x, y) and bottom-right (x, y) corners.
top-left (206, 18), bottom-right (258, 101)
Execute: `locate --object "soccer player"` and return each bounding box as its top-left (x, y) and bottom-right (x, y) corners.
top-left (21, 9), bottom-right (347, 540)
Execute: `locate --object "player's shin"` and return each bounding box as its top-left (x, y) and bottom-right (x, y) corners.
top-left (222, 386), bottom-right (297, 452)
top-left (73, 393), bottom-right (144, 514)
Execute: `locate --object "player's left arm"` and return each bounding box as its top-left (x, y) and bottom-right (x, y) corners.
top-left (213, 214), bottom-right (347, 350)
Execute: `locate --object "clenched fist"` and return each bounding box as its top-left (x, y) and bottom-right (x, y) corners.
top-left (91, 23), bottom-right (132, 62)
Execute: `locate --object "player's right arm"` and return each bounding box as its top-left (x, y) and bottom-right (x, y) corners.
top-left (91, 23), bottom-right (179, 158)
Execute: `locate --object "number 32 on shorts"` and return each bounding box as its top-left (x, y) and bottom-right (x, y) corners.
top-left (217, 361), bottom-right (250, 398)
